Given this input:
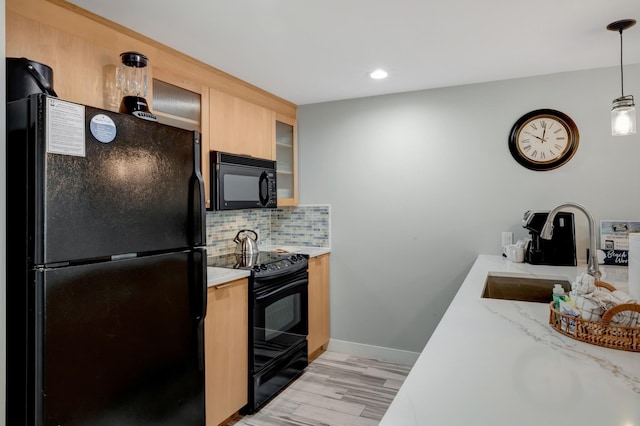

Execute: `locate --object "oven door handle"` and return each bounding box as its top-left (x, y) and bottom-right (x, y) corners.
top-left (255, 279), bottom-right (308, 301)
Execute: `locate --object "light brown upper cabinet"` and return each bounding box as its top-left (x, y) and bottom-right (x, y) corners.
top-left (7, 0), bottom-right (296, 211)
top-left (209, 88), bottom-right (275, 161)
top-left (275, 114), bottom-right (298, 206)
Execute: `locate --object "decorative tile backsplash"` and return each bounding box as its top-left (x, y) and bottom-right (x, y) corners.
top-left (205, 204), bottom-right (330, 255)
top-left (271, 205), bottom-right (331, 247)
top-left (205, 209), bottom-right (272, 256)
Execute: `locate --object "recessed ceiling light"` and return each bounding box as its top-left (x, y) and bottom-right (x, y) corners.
top-left (369, 69), bottom-right (388, 80)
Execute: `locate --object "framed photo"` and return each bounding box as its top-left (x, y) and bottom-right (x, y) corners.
top-left (598, 220), bottom-right (640, 266)
top-left (600, 220), bottom-right (640, 250)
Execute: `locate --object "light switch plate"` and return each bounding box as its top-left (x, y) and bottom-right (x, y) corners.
top-left (502, 232), bottom-right (513, 247)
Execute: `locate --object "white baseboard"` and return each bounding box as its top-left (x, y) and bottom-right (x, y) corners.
top-left (326, 339), bottom-right (420, 366)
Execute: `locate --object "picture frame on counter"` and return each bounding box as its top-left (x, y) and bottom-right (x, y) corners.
top-left (597, 249), bottom-right (629, 266)
top-left (600, 220), bottom-right (640, 250)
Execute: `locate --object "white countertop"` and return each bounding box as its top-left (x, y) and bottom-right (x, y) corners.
top-left (380, 255), bottom-right (640, 426)
top-left (206, 246), bottom-right (330, 287)
top-left (261, 245), bottom-right (331, 258)
top-left (207, 267), bottom-right (251, 288)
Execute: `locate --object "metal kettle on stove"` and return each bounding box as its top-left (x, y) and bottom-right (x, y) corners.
top-left (233, 229), bottom-right (259, 255)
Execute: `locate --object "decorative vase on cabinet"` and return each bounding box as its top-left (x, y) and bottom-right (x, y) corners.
top-left (275, 114), bottom-right (298, 206)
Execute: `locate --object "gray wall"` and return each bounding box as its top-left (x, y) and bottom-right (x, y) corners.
top-left (297, 65), bottom-right (640, 353)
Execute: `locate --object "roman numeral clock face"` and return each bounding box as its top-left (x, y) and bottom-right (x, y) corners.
top-left (508, 109), bottom-right (579, 171)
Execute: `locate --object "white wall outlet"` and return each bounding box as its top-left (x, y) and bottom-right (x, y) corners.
top-left (502, 232), bottom-right (513, 247)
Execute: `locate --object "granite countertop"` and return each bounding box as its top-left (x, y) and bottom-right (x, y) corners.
top-left (207, 246), bottom-right (330, 287)
top-left (380, 255), bottom-right (640, 426)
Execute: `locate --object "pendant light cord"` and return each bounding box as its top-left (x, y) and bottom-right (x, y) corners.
top-left (619, 29), bottom-right (625, 97)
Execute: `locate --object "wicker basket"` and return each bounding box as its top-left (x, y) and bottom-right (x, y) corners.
top-left (548, 281), bottom-right (640, 352)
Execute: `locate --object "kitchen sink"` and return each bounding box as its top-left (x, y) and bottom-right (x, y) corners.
top-left (481, 272), bottom-right (571, 303)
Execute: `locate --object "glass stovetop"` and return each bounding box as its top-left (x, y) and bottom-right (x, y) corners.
top-left (207, 251), bottom-right (289, 269)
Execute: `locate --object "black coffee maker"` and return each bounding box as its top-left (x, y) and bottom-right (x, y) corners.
top-left (522, 210), bottom-right (577, 266)
top-left (6, 57), bottom-right (57, 102)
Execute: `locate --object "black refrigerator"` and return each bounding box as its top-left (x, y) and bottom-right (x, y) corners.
top-left (6, 93), bottom-right (207, 425)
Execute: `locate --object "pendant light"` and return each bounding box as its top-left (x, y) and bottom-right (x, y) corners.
top-left (607, 19), bottom-right (636, 136)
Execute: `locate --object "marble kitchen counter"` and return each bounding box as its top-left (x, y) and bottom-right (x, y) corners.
top-left (262, 245), bottom-right (331, 258)
top-left (207, 267), bottom-right (250, 288)
top-left (380, 255), bottom-right (639, 426)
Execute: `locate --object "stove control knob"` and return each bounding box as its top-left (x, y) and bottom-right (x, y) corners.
top-left (260, 264), bottom-right (268, 270)
top-left (290, 255), bottom-right (298, 262)
top-left (253, 265), bottom-right (261, 272)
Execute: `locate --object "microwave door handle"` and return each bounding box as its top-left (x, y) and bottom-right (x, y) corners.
top-left (259, 171), bottom-right (269, 206)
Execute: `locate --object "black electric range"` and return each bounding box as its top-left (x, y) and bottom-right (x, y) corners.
top-left (208, 250), bottom-right (310, 412)
top-left (207, 251), bottom-right (308, 280)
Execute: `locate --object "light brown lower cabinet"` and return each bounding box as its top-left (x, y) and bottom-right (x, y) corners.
top-left (307, 254), bottom-right (330, 358)
top-left (205, 278), bottom-right (248, 426)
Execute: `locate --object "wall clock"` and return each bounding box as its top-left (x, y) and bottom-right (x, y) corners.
top-left (508, 109), bottom-right (579, 171)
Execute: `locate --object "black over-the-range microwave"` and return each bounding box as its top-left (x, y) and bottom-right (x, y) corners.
top-left (210, 151), bottom-right (277, 210)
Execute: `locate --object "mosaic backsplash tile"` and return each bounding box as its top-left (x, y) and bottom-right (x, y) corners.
top-left (271, 205), bottom-right (331, 247)
top-left (205, 209), bottom-right (272, 256)
top-left (205, 204), bottom-right (330, 255)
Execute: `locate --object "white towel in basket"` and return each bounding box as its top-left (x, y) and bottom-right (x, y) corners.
top-left (599, 289), bottom-right (638, 327)
top-left (570, 272), bottom-right (638, 326)
top-left (572, 272), bottom-right (596, 294)
top-left (570, 273), bottom-right (603, 321)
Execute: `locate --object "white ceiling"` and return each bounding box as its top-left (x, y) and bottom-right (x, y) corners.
top-left (67, 0), bottom-right (640, 106)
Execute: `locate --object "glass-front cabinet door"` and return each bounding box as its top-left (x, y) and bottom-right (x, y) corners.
top-left (151, 79), bottom-right (201, 131)
top-left (149, 69), bottom-right (211, 209)
top-left (275, 114), bottom-right (298, 206)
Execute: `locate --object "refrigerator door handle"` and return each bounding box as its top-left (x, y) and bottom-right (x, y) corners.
top-left (191, 250), bottom-right (207, 373)
top-left (196, 251), bottom-right (207, 321)
top-left (190, 131), bottom-right (206, 247)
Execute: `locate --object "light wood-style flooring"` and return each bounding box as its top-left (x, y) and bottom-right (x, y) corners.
top-left (225, 351), bottom-right (412, 426)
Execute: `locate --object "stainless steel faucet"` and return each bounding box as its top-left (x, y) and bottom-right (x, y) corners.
top-left (540, 202), bottom-right (601, 280)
